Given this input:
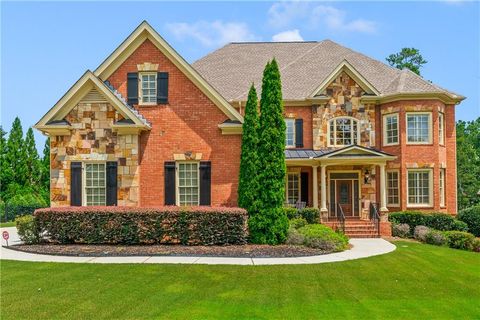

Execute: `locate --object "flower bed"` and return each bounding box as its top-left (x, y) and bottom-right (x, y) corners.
top-left (34, 206), bottom-right (248, 245)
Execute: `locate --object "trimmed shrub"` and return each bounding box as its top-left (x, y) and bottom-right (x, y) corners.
top-left (284, 207), bottom-right (320, 224)
top-left (297, 224), bottom-right (348, 252)
top-left (34, 206), bottom-right (248, 245)
top-left (452, 220), bottom-right (469, 232)
top-left (458, 206), bottom-right (480, 237)
top-left (425, 230), bottom-right (447, 246)
top-left (472, 238), bottom-right (480, 253)
top-left (389, 211), bottom-right (426, 233)
top-left (427, 213), bottom-right (462, 231)
top-left (392, 223), bottom-right (410, 238)
top-left (389, 211), bottom-right (468, 233)
top-left (414, 225), bottom-right (430, 242)
top-left (286, 228), bottom-right (304, 246)
top-left (443, 231), bottom-right (475, 251)
top-left (289, 217), bottom-right (308, 229)
top-left (15, 215), bottom-right (39, 244)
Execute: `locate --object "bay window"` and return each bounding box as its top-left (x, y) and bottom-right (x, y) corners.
top-left (406, 113), bottom-right (432, 144)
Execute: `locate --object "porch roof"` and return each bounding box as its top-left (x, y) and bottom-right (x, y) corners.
top-left (285, 146), bottom-right (394, 159)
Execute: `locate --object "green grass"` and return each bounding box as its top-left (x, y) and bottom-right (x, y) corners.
top-left (1, 241), bottom-right (479, 319)
top-left (0, 221), bottom-right (15, 228)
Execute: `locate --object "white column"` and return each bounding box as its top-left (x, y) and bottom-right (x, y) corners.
top-left (379, 163), bottom-right (388, 212)
top-left (312, 166), bottom-right (318, 208)
top-left (320, 165), bottom-right (327, 212)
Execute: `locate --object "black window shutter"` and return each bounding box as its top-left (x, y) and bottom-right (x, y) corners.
top-left (301, 172), bottom-right (309, 204)
top-left (127, 73), bottom-right (138, 105)
top-left (106, 162), bottom-right (118, 206)
top-left (70, 162), bottom-right (82, 206)
top-left (164, 162), bottom-right (176, 205)
top-left (157, 72), bottom-right (169, 104)
top-left (295, 119), bottom-right (304, 148)
top-left (199, 162), bottom-right (211, 205)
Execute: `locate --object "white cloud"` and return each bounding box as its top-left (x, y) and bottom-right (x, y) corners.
top-left (272, 29), bottom-right (304, 41)
top-left (268, 2), bottom-right (377, 34)
top-left (166, 20), bottom-right (259, 47)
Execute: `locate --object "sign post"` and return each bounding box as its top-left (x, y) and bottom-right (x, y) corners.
top-left (2, 231), bottom-right (9, 246)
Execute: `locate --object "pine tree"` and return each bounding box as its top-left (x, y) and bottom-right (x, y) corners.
top-left (238, 85), bottom-right (260, 211)
top-left (0, 126), bottom-right (7, 199)
top-left (249, 59), bottom-right (288, 244)
top-left (5, 117), bottom-right (28, 189)
top-left (40, 138), bottom-right (51, 204)
top-left (25, 128), bottom-right (41, 186)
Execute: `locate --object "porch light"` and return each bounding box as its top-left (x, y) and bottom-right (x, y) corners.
top-left (364, 169), bottom-right (371, 184)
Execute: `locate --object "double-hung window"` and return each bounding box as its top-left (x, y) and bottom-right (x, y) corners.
top-left (286, 172), bottom-right (300, 205)
top-left (140, 73), bottom-right (157, 104)
top-left (85, 163), bottom-right (106, 206)
top-left (386, 171), bottom-right (400, 206)
top-left (439, 113), bottom-right (445, 145)
top-left (407, 169), bottom-right (432, 207)
top-left (439, 168), bottom-right (446, 207)
top-left (177, 162), bottom-right (199, 206)
top-left (383, 114), bottom-right (399, 146)
top-left (285, 119), bottom-right (295, 148)
top-left (406, 113), bottom-right (432, 144)
top-left (328, 117), bottom-right (359, 147)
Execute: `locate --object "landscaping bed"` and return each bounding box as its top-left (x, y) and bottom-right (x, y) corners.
top-left (6, 243), bottom-right (338, 258)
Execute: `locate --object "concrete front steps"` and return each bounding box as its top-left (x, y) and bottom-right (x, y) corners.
top-left (324, 219), bottom-right (380, 238)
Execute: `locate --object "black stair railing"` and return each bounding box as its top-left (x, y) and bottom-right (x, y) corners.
top-left (369, 202), bottom-right (381, 237)
top-left (336, 203), bottom-right (346, 234)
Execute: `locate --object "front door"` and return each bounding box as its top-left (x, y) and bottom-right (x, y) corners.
top-left (336, 180), bottom-right (353, 216)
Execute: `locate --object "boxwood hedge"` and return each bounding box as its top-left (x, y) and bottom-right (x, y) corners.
top-left (34, 206), bottom-right (248, 245)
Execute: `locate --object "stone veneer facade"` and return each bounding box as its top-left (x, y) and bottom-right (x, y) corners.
top-left (50, 100), bottom-right (140, 207)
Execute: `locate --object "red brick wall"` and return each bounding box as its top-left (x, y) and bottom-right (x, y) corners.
top-left (378, 100), bottom-right (457, 214)
top-left (107, 39), bottom-right (241, 206)
top-left (284, 106), bottom-right (313, 149)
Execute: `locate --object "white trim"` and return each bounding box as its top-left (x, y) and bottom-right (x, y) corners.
top-left (406, 112), bottom-right (432, 145)
top-left (383, 113), bottom-right (399, 146)
top-left (285, 118), bottom-right (296, 148)
top-left (175, 161), bottom-right (200, 206)
top-left (406, 168), bottom-right (433, 208)
top-left (138, 72), bottom-right (157, 105)
top-left (286, 172), bottom-right (301, 205)
top-left (386, 170), bottom-right (400, 207)
top-left (82, 162), bottom-right (107, 206)
top-left (439, 168), bottom-right (446, 207)
top-left (438, 112), bottom-right (445, 146)
top-left (327, 117), bottom-right (360, 148)
top-left (327, 170), bottom-right (361, 217)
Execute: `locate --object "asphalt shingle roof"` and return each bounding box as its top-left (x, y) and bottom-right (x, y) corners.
top-left (192, 40), bottom-right (462, 101)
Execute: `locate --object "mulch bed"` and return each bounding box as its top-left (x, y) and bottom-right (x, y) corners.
top-left (8, 244), bottom-right (331, 258)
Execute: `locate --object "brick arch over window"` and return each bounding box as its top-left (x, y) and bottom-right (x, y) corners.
top-left (327, 116), bottom-right (360, 147)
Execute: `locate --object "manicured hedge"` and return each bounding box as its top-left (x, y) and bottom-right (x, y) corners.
top-left (457, 206), bottom-right (480, 237)
top-left (34, 206), bottom-right (248, 245)
top-left (389, 211), bottom-right (468, 234)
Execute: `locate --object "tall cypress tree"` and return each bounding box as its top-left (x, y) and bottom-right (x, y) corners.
top-left (250, 59), bottom-right (288, 244)
top-left (25, 128), bottom-right (41, 186)
top-left (238, 85), bottom-right (260, 211)
top-left (5, 117), bottom-right (28, 188)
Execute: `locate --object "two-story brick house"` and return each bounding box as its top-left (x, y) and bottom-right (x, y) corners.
top-left (35, 21), bottom-right (464, 235)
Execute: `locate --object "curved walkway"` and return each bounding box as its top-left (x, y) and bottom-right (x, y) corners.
top-left (0, 227), bottom-right (396, 265)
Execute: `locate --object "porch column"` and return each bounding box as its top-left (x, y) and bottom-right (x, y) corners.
top-left (379, 163), bottom-right (388, 212)
top-left (312, 166), bottom-right (318, 208)
top-left (320, 165), bottom-right (328, 212)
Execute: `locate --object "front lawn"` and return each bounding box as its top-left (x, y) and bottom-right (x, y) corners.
top-left (0, 222), bottom-right (16, 228)
top-left (1, 241), bottom-right (479, 319)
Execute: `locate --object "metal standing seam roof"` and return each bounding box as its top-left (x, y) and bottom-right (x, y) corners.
top-left (285, 146), bottom-right (394, 159)
top-left (192, 40), bottom-right (463, 102)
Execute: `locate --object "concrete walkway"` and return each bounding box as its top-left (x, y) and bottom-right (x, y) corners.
top-left (0, 227), bottom-right (396, 265)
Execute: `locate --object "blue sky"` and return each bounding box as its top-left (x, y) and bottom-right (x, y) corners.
top-left (1, 1), bottom-right (479, 151)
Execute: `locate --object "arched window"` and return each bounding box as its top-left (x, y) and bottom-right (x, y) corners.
top-left (328, 117), bottom-right (360, 147)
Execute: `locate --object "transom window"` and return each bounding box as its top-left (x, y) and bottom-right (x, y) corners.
top-left (407, 169), bottom-right (432, 206)
top-left (383, 114), bottom-right (399, 145)
top-left (439, 113), bottom-right (445, 145)
top-left (387, 171), bottom-right (400, 206)
top-left (85, 163), bottom-right (106, 206)
top-left (407, 113), bottom-right (431, 144)
top-left (286, 172), bottom-right (300, 205)
top-left (440, 168), bottom-right (446, 207)
top-left (329, 117), bottom-right (359, 147)
top-left (285, 119), bottom-right (295, 148)
top-left (177, 162), bottom-right (199, 206)
top-left (140, 73), bottom-right (157, 104)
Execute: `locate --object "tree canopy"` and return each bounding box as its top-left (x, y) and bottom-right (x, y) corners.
top-left (386, 48), bottom-right (427, 76)
top-left (457, 118), bottom-right (480, 210)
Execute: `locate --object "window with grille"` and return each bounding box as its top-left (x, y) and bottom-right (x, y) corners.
top-left (440, 168), bottom-right (446, 207)
top-left (177, 162), bottom-right (199, 206)
top-left (286, 172), bottom-right (300, 205)
top-left (383, 114), bottom-right (399, 145)
top-left (140, 73), bottom-right (157, 104)
top-left (387, 171), bottom-right (399, 206)
top-left (285, 119), bottom-right (295, 147)
top-left (439, 113), bottom-right (445, 145)
top-left (407, 113), bottom-right (431, 144)
top-left (407, 170), bottom-right (432, 206)
top-left (85, 163), bottom-right (106, 206)
top-left (329, 117), bottom-right (359, 147)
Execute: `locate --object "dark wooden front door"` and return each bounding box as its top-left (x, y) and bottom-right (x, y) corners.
top-left (336, 180), bottom-right (353, 216)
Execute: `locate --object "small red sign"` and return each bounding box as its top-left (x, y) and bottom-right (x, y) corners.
top-left (2, 231), bottom-right (9, 241)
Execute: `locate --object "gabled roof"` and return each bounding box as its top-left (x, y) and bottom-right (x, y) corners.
top-left (34, 71), bottom-right (151, 133)
top-left (94, 21), bottom-right (243, 122)
top-left (192, 40), bottom-right (465, 103)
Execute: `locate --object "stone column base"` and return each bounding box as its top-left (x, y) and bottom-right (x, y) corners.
top-left (380, 221), bottom-right (392, 237)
